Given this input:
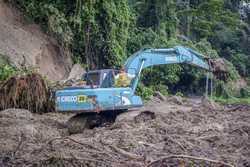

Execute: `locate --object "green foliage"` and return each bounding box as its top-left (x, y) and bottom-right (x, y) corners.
top-left (136, 83), bottom-right (169, 100)
top-left (136, 83), bottom-right (154, 100)
top-left (214, 80), bottom-right (232, 98)
top-left (182, 0), bottom-right (239, 39)
top-left (230, 53), bottom-right (250, 77)
top-left (9, 0), bottom-right (131, 69)
top-left (0, 65), bottom-right (16, 81)
top-left (8, 0), bottom-right (250, 98)
top-left (240, 87), bottom-right (250, 98)
top-left (136, 0), bottom-right (177, 37)
top-left (195, 39), bottom-right (219, 58)
top-left (71, 0), bottom-right (131, 69)
top-left (142, 65), bottom-right (182, 87)
top-left (152, 84), bottom-right (169, 96)
top-left (224, 59), bottom-right (240, 81)
top-left (44, 4), bottom-right (73, 45)
top-left (175, 92), bottom-right (184, 97)
top-left (0, 54), bottom-right (15, 81)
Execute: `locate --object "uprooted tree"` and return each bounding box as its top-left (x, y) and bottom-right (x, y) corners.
top-left (0, 73), bottom-right (53, 113)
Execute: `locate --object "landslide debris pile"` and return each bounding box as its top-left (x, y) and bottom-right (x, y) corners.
top-left (0, 73), bottom-right (52, 113)
top-left (0, 98), bottom-right (250, 167)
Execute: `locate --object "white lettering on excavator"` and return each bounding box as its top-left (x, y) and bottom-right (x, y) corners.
top-left (58, 96), bottom-right (77, 102)
top-left (165, 56), bottom-right (177, 62)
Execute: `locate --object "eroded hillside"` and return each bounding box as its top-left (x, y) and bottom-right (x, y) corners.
top-left (0, 1), bottom-right (72, 80)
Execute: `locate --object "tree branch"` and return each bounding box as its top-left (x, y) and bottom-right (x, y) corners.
top-left (147, 154), bottom-right (234, 167)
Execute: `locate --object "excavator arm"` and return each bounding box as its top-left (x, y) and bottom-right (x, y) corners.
top-left (124, 46), bottom-right (210, 93)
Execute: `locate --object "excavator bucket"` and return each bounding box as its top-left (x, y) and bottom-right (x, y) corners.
top-left (209, 58), bottom-right (230, 81)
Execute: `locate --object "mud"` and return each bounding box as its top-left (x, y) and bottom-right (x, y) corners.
top-left (0, 97), bottom-right (250, 167)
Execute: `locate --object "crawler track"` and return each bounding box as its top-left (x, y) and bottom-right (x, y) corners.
top-left (67, 110), bottom-right (126, 134)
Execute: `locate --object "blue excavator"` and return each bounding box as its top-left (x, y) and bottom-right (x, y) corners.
top-left (56, 46), bottom-right (210, 133)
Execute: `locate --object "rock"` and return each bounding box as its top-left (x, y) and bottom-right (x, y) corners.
top-left (168, 95), bottom-right (184, 105)
top-left (201, 97), bottom-right (220, 110)
top-left (154, 91), bottom-right (166, 101)
top-left (54, 64), bottom-right (85, 88)
top-left (67, 64), bottom-right (85, 81)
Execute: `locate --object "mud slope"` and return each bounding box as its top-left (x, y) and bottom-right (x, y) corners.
top-left (0, 1), bottom-right (72, 80)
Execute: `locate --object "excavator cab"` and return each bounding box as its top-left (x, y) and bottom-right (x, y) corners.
top-left (82, 69), bottom-right (119, 88)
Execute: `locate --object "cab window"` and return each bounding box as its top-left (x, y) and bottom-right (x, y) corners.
top-left (101, 71), bottom-right (114, 88)
top-left (84, 72), bottom-right (100, 86)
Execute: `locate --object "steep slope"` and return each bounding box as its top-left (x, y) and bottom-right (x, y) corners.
top-left (0, 1), bottom-right (72, 81)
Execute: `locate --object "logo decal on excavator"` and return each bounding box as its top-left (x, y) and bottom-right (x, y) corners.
top-left (58, 96), bottom-right (77, 102)
top-left (77, 95), bottom-right (88, 103)
top-left (57, 95), bottom-right (89, 103)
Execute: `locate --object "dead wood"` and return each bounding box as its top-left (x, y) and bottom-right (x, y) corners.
top-left (147, 154), bottom-right (235, 167)
top-left (0, 73), bottom-right (53, 113)
top-left (110, 145), bottom-right (143, 160)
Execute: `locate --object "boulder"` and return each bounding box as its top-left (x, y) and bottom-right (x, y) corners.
top-left (67, 64), bottom-right (85, 81)
top-left (168, 95), bottom-right (184, 105)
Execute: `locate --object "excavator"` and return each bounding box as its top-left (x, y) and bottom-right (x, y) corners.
top-left (56, 46), bottom-right (211, 133)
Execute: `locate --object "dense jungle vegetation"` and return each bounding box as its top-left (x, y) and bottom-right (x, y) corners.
top-left (3, 0), bottom-right (250, 99)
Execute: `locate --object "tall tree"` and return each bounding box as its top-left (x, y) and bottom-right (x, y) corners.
top-left (136, 0), bottom-right (177, 38)
top-left (72, 0), bottom-right (131, 69)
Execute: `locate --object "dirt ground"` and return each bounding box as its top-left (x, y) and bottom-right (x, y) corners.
top-left (0, 96), bottom-right (250, 167)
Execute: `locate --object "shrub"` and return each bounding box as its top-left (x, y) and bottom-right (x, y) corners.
top-left (0, 64), bottom-right (16, 81)
top-left (175, 92), bottom-right (184, 97)
top-left (136, 83), bottom-right (154, 100)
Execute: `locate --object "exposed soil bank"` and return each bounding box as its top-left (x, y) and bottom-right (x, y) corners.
top-left (0, 1), bottom-right (72, 81)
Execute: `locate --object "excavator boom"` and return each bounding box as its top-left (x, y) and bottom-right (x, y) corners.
top-left (125, 46), bottom-right (209, 71)
top-left (124, 46), bottom-right (210, 93)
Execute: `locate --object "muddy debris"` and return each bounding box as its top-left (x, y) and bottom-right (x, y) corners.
top-left (167, 95), bottom-right (184, 105)
top-left (134, 110), bottom-right (156, 123)
top-left (0, 98), bottom-right (250, 167)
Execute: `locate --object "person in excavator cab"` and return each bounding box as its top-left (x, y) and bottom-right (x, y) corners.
top-left (114, 67), bottom-right (135, 87)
